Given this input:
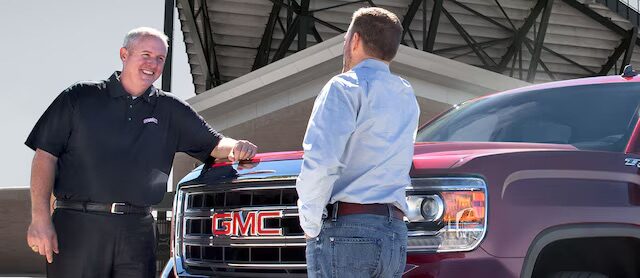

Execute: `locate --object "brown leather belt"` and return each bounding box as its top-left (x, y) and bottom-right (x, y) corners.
top-left (327, 202), bottom-right (404, 220)
top-left (54, 200), bottom-right (151, 215)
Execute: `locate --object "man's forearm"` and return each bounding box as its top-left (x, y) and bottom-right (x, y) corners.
top-left (210, 137), bottom-right (236, 159)
top-left (30, 149), bottom-right (57, 221)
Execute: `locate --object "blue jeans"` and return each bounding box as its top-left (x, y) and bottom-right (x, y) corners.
top-left (306, 213), bottom-right (408, 278)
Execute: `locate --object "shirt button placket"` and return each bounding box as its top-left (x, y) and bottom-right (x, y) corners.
top-left (127, 96), bottom-right (133, 122)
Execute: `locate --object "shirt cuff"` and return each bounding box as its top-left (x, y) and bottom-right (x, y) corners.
top-left (297, 200), bottom-right (323, 238)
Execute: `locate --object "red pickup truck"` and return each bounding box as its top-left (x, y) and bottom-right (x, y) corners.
top-left (162, 69), bottom-right (640, 277)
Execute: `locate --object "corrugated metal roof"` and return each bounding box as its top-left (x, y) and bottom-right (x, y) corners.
top-left (177, 0), bottom-right (640, 94)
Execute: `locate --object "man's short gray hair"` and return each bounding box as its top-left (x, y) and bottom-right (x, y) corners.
top-left (123, 27), bottom-right (169, 50)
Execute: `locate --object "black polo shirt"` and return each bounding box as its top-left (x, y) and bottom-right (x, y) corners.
top-left (25, 72), bottom-right (222, 206)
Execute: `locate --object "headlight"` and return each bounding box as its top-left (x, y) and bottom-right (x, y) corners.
top-left (405, 177), bottom-right (487, 253)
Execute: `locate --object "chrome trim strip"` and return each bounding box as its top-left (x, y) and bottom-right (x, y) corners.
top-left (226, 263), bottom-right (307, 269)
top-left (407, 230), bottom-right (438, 237)
top-left (180, 181), bottom-right (296, 190)
top-left (184, 260), bottom-right (307, 269)
top-left (229, 243), bottom-right (307, 247)
top-left (187, 205), bottom-right (298, 212)
top-left (231, 177), bottom-right (298, 183)
top-left (229, 235), bottom-right (305, 240)
top-left (182, 235), bottom-right (305, 241)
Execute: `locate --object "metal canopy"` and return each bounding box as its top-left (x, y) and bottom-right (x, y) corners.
top-left (175, 0), bottom-right (640, 94)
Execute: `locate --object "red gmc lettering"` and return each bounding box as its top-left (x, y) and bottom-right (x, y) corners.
top-left (256, 211), bottom-right (283, 236)
top-left (212, 212), bottom-right (232, 236)
top-left (211, 211), bottom-right (283, 236)
top-left (233, 211), bottom-right (256, 236)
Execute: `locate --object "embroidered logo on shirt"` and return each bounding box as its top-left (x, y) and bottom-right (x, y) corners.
top-left (143, 117), bottom-right (158, 124)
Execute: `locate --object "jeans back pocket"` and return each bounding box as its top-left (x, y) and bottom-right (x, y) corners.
top-left (330, 237), bottom-right (382, 277)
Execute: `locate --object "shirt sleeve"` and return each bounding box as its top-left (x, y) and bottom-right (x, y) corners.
top-left (25, 87), bottom-right (74, 157)
top-left (295, 77), bottom-right (360, 237)
top-left (174, 99), bottom-right (223, 162)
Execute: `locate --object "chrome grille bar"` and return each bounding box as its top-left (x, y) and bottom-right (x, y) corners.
top-left (177, 181), bottom-right (307, 274)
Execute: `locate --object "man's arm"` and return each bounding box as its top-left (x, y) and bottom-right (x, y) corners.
top-left (26, 149), bottom-right (59, 263)
top-left (296, 78), bottom-right (359, 238)
top-left (210, 137), bottom-right (257, 161)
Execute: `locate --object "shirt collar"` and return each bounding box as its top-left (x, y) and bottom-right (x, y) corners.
top-left (107, 71), bottom-right (156, 103)
top-left (351, 58), bottom-right (390, 73)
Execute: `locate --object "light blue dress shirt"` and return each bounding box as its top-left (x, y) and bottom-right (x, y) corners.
top-left (296, 59), bottom-right (420, 237)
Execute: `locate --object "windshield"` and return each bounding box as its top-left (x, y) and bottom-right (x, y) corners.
top-left (416, 82), bottom-right (640, 152)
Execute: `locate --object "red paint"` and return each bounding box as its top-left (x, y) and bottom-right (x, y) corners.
top-left (494, 75), bottom-right (640, 97)
top-left (210, 151), bottom-right (305, 168)
top-left (412, 142), bottom-right (576, 169)
top-left (626, 119), bottom-right (640, 154)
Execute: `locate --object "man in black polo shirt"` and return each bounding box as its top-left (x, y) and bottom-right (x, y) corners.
top-left (24, 27), bottom-right (257, 277)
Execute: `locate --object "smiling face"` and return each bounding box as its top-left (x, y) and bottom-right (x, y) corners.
top-left (119, 36), bottom-right (167, 95)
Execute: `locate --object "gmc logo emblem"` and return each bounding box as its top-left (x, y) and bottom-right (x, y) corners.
top-left (211, 211), bottom-right (283, 236)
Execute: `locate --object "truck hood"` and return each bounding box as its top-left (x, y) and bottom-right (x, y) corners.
top-left (411, 142), bottom-right (577, 169)
top-left (178, 142), bottom-right (576, 186)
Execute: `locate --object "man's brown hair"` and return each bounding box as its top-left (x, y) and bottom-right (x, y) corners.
top-left (349, 7), bottom-right (403, 61)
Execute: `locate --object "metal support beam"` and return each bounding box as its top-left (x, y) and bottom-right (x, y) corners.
top-left (313, 16), bottom-right (346, 33)
top-left (162, 0), bottom-right (174, 92)
top-left (312, 25), bottom-right (324, 43)
top-left (495, 0), bottom-right (517, 30)
top-left (273, 16), bottom-right (301, 61)
top-left (523, 40), bottom-right (556, 80)
top-left (200, 0), bottom-right (221, 86)
top-left (299, 0), bottom-right (311, 50)
top-left (253, 3), bottom-right (282, 70)
top-left (177, 0), bottom-right (212, 91)
top-left (621, 26), bottom-right (638, 73)
top-left (401, 0), bottom-right (423, 45)
top-left (422, 0), bottom-right (427, 50)
top-left (599, 38), bottom-right (627, 75)
top-left (450, 0), bottom-right (511, 31)
top-left (434, 37), bottom-right (511, 54)
top-left (527, 0), bottom-right (553, 82)
top-left (310, 0), bottom-right (368, 13)
top-left (407, 28), bottom-right (419, 48)
top-left (562, 0), bottom-right (640, 48)
top-left (525, 39), bottom-right (596, 75)
top-left (442, 9), bottom-right (497, 68)
top-left (425, 0), bottom-right (444, 52)
top-left (498, 0), bottom-right (548, 71)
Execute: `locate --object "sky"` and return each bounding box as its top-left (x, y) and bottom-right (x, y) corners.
top-left (0, 0), bottom-right (195, 188)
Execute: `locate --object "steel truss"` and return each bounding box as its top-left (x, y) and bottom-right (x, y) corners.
top-left (176, 0), bottom-right (640, 91)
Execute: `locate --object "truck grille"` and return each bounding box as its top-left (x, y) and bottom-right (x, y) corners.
top-left (177, 183), bottom-right (307, 277)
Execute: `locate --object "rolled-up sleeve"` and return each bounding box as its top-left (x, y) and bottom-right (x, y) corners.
top-left (25, 88), bottom-right (74, 157)
top-left (296, 77), bottom-right (360, 237)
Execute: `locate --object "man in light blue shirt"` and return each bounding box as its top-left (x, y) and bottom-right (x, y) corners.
top-left (296, 7), bottom-right (420, 278)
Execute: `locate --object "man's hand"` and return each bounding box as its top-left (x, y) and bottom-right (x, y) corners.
top-left (27, 218), bottom-right (58, 263)
top-left (29, 149), bottom-right (59, 263)
top-left (228, 140), bottom-right (257, 161)
top-left (211, 138), bottom-right (258, 161)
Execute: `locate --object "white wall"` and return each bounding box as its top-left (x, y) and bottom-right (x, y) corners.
top-left (0, 0), bottom-right (195, 188)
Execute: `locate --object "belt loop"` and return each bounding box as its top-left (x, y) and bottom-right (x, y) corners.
top-left (331, 202), bottom-right (339, 222)
top-left (387, 204), bottom-right (393, 223)
top-left (82, 201), bottom-right (87, 213)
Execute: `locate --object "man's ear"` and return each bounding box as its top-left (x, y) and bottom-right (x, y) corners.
top-left (351, 32), bottom-right (361, 52)
top-left (119, 47), bottom-right (128, 62)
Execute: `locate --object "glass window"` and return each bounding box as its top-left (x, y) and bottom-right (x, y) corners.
top-left (416, 83), bottom-right (640, 152)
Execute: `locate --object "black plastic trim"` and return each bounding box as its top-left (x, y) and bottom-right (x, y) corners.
top-left (520, 223), bottom-right (640, 278)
